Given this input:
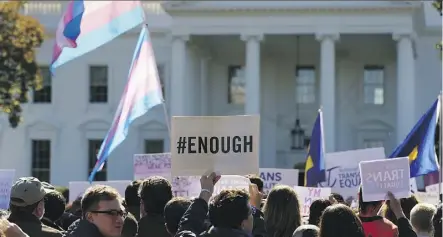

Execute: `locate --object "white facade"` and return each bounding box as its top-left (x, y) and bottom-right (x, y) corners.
top-left (0, 1), bottom-right (441, 186)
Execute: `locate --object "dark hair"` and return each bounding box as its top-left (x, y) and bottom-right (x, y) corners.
top-left (209, 189), bottom-right (250, 229)
top-left (44, 191), bottom-right (66, 222)
top-left (61, 189), bottom-right (69, 203)
top-left (164, 197), bottom-right (192, 234)
top-left (319, 204), bottom-right (365, 237)
top-left (358, 186), bottom-right (382, 215)
top-left (124, 180), bottom-right (142, 207)
top-left (330, 193), bottom-right (345, 204)
top-left (138, 176), bottom-right (173, 215)
top-left (263, 185), bottom-right (302, 237)
top-left (122, 212), bottom-right (138, 237)
top-left (66, 196), bottom-right (82, 217)
top-left (433, 204), bottom-right (442, 237)
top-left (308, 199), bottom-right (333, 226)
top-left (245, 174), bottom-right (264, 192)
top-left (382, 195), bottom-right (419, 225)
top-left (81, 185), bottom-right (122, 218)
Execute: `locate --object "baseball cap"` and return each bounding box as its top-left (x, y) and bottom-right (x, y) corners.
top-left (10, 177), bottom-right (51, 207)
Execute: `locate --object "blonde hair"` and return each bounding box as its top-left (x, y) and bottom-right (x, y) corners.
top-left (0, 219), bottom-right (9, 237)
top-left (410, 203), bottom-right (436, 234)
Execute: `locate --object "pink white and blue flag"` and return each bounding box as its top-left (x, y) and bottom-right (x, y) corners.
top-left (51, 1), bottom-right (144, 73)
top-left (88, 25), bottom-right (164, 182)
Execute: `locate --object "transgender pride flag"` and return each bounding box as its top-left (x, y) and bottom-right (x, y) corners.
top-left (88, 25), bottom-right (163, 182)
top-left (51, 1), bottom-right (144, 73)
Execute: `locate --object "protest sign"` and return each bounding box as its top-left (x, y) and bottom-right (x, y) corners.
top-left (425, 183), bottom-right (442, 193)
top-left (319, 147), bottom-right (386, 200)
top-left (293, 186), bottom-right (331, 216)
top-left (133, 153), bottom-right (171, 180)
top-left (213, 175), bottom-right (250, 195)
top-left (260, 168), bottom-right (299, 194)
top-left (69, 180), bottom-right (131, 203)
top-left (0, 170), bottom-right (15, 209)
top-left (359, 157), bottom-right (410, 202)
top-left (171, 176), bottom-right (201, 198)
top-left (415, 192), bottom-right (439, 205)
top-left (171, 116), bottom-right (260, 176)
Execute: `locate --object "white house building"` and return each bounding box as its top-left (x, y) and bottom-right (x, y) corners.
top-left (0, 1), bottom-right (441, 186)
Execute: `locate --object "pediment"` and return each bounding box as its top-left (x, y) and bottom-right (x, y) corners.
top-left (357, 119), bottom-right (393, 131)
top-left (140, 119), bottom-right (167, 131)
top-left (78, 120), bottom-right (111, 131)
top-left (26, 120), bottom-right (58, 131)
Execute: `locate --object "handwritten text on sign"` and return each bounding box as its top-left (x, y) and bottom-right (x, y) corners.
top-left (294, 186), bottom-right (331, 216)
top-left (171, 116), bottom-right (260, 176)
top-left (359, 157), bottom-right (410, 202)
top-left (133, 153), bottom-right (171, 180)
top-left (259, 168), bottom-right (299, 194)
top-left (0, 170), bottom-right (15, 209)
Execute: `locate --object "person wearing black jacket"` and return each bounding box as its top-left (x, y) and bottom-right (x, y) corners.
top-left (175, 172), bottom-right (266, 237)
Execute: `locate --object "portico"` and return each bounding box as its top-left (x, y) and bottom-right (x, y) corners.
top-left (164, 1), bottom-right (419, 168)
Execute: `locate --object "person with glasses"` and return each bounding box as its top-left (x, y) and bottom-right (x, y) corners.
top-left (64, 185), bottom-right (126, 237)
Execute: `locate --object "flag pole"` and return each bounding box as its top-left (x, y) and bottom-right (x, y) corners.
top-left (439, 93), bottom-right (442, 199)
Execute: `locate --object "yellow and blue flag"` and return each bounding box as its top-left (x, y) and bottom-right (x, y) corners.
top-left (304, 109), bottom-right (326, 187)
top-left (389, 96), bottom-right (441, 178)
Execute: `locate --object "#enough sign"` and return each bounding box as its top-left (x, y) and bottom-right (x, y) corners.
top-left (171, 115), bottom-right (260, 176)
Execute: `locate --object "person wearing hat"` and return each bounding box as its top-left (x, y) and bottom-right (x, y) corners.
top-left (7, 177), bottom-right (64, 237)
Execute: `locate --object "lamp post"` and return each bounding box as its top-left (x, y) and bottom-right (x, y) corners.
top-left (291, 118), bottom-right (305, 150)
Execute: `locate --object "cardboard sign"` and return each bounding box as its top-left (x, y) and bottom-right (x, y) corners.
top-left (213, 175), bottom-right (250, 195)
top-left (0, 170), bottom-right (15, 209)
top-left (133, 153), bottom-right (171, 180)
top-left (319, 147), bottom-right (386, 200)
top-left (359, 157), bottom-right (410, 202)
top-left (171, 116), bottom-right (260, 176)
top-left (69, 180), bottom-right (131, 203)
top-left (293, 186), bottom-right (331, 216)
top-left (259, 168), bottom-right (299, 194)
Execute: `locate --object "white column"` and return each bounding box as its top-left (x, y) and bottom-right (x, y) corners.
top-left (316, 33), bottom-right (339, 153)
top-left (200, 57), bottom-right (210, 116)
top-left (393, 33), bottom-right (415, 143)
top-left (241, 33), bottom-right (264, 115)
top-left (170, 34), bottom-right (189, 116)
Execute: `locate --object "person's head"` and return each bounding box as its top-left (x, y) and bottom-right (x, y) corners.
top-left (319, 204), bottom-right (365, 237)
top-left (43, 190), bottom-right (66, 222)
top-left (382, 194), bottom-right (419, 225)
top-left (358, 186), bottom-right (383, 216)
top-left (292, 224), bottom-right (320, 237)
top-left (433, 204), bottom-right (442, 237)
top-left (9, 177), bottom-right (51, 220)
top-left (138, 176), bottom-right (173, 216)
top-left (263, 185), bottom-right (302, 237)
top-left (209, 189), bottom-right (253, 233)
top-left (67, 196), bottom-right (83, 217)
top-left (81, 185), bottom-right (125, 237)
top-left (308, 199), bottom-right (333, 226)
top-left (121, 212), bottom-right (138, 237)
top-left (124, 180), bottom-right (142, 207)
top-left (0, 218), bottom-right (29, 237)
top-left (410, 203), bottom-right (436, 235)
top-left (164, 197), bottom-right (192, 236)
top-left (245, 174), bottom-right (264, 193)
top-left (329, 193), bottom-right (345, 204)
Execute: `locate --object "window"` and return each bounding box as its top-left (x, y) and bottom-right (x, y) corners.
top-left (228, 66), bottom-right (245, 105)
top-left (33, 66), bottom-right (52, 103)
top-left (88, 140), bottom-right (107, 181)
top-left (363, 66), bottom-right (384, 105)
top-left (296, 66), bottom-right (316, 104)
top-left (31, 140), bottom-right (51, 182)
top-left (89, 66), bottom-right (108, 103)
top-left (157, 64), bottom-right (165, 97)
top-left (363, 139), bottom-right (384, 148)
top-left (144, 139), bottom-right (164, 153)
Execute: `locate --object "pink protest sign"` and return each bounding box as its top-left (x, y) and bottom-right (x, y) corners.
top-left (133, 153), bottom-right (171, 180)
top-left (293, 186), bottom-right (331, 216)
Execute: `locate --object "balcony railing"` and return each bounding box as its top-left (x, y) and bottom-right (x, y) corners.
top-left (22, 1), bottom-right (166, 16)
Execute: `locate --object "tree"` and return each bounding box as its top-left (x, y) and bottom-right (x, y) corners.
top-left (0, 1), bottom-right (45, 128)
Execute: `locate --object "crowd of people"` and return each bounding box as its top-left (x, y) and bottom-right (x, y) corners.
top-left (0, 174), bottom-right (441, 237)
